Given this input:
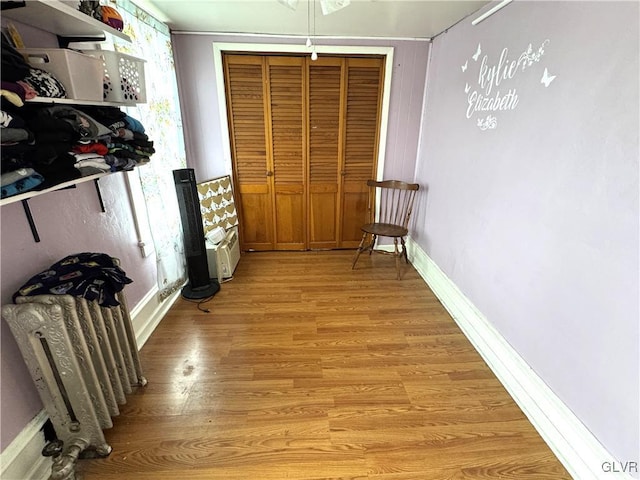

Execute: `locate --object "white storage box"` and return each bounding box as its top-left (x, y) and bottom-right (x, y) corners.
top-left (83, 50), bottom-right (146, 104)
top-left (206, 228), bottom-right (240, 282)
top-left (20, 48), bottom-right (103, 101)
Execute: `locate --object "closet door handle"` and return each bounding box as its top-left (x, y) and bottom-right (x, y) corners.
top-left (266, 171), bottom-right (274, 177)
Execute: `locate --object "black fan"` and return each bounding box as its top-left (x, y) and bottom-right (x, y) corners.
top-left (173, 168), bottom-right (220, 299)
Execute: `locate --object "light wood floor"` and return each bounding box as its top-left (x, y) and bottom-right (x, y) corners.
top-left (77, 250), bottom-right (571, 479)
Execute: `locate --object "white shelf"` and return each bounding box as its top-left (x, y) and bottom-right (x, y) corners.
top-left (2, 0), bottom-right (131, 42)
top-left (0, 172), bottom-right (109, 207)
top-left (26, 97), bottom-right (138, 107)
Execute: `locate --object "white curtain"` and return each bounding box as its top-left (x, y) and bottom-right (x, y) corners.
top-left (111, 0), bottom-right (187, 299)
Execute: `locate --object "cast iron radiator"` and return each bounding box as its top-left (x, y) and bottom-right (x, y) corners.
top-left (1, 291), bottom-right (147, 480)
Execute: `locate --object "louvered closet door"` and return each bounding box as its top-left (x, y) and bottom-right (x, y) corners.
top-left (225, 54), bottom-right (384, 251)
top-left (224, 55), bottom-right (273, 250)
top-left (340, 57), bottom-right (384, 247)
top-left (308, 57), bottom-right (343, 249)
top-left (267, 57), bottom-right (306, 250)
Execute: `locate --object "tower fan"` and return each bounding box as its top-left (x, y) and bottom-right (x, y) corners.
top-left (173, 168), bottom-right (220, 299)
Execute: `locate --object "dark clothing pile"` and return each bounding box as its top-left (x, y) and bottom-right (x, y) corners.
top-left (13, 252), bottom-right (133, 307)
top-left (1, 37), bottom-right (154, 199)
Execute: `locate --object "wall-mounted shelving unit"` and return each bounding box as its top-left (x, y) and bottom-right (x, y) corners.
top-left (0, 0), bottom-right (146, 242)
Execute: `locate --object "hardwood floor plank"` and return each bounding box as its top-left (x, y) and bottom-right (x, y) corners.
top-left (76, 250), bottom-right (570, 479)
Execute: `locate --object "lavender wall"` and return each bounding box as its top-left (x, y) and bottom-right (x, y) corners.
top-left (0, 28), bottom-right (157, 450)
top-left (171, 33), bottom-right (429, 183)
top-left (414, 0), bottom-right (639, 466)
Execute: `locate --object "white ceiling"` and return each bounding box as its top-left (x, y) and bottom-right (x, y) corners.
top-left (139, 0), bottom-right (491, 39)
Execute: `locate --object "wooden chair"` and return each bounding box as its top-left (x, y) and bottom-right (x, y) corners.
top-left (351, 179), bottom-right (420, 280)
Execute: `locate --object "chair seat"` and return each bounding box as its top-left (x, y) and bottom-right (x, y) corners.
top-left (361, 222), bottom-right (408, 238)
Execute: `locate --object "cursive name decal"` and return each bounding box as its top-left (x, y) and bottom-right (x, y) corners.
top-left (461, 39), bottom-right (554, 130)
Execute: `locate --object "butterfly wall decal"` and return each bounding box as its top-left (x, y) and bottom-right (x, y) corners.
top-left (472, 43), bottom-right (482, 61)
top-left (461, 60), bottom-right (468, 72)
top-left (541, 67), bottom-right (556, 87)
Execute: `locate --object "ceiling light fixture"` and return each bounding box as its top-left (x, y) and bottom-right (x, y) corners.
top-left (278, 0), bottom-right (351, 59)
top-left (276, 0), bottom-right (299, 10)
top-left (320, 0), bottom-right (350, 16)
top-left (277, 0), bottom-right (350, 15)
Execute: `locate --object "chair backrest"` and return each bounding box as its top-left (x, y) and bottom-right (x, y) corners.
top-left (367, 179), bottom-right (419, 229)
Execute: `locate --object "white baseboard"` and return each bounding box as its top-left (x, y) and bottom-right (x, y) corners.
top-left (0, 410), bottom-right (49, 480)
top-left (0, 286), bottom-right (180, 480)
top-left (130, 286), bottom-right (182, 348)
top-left (407, 237), bottom-right (634, 480)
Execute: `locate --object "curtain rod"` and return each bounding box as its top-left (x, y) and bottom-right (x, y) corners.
top-left (472, 0), bottom-right (513, 26)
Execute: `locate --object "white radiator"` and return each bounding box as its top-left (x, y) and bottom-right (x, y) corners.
top-left (1, 291), bottom-right (146, 480)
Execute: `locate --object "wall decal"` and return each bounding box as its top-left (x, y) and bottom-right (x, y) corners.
top-left (477, 115), bottom-right (497, 130)
top-left (472, 43), bottom-right (482, 61)
top-left (462, 39), bottom-right (553, 130)
top-left (541, 67), bottom-right (556, 87)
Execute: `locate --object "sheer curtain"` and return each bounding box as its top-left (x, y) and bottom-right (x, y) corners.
top-left (111, 0), bottom-right (187, 299)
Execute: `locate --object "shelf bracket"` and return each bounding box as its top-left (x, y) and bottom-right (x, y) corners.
top-left (57, 34), bottom-right (106, 49)
top-left (9, 176), bottom-right (106, 243)
top-left (21, 199), bottom-right (40, 243)
top-left (94, 179), bottom-right (106, 213)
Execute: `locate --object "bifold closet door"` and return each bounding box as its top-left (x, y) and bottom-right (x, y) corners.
top-left (308, 57), bottom-right (343, 249)
top-left (308, 57), bottom-right (384, 249)
top-left (225, 55), bottom-right (306, 251)
top-left (340, 57), bottom-right (384, 247)
top-left (267, 56), bottom-right (306, 250)
top-left (224, 55), bottom-right (274, 250)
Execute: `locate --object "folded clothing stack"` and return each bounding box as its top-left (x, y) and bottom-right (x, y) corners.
top-left (1, 104), bottom-right (154, 199)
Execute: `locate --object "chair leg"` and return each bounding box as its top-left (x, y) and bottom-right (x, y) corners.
top-left (352, 232), bottom-right (369, 269)
top-left (400, 236), bottom-right (409, 264)
top-left (367, 234), bottom-right (377, 255)
top-left (394, 238), bottom-right (401, 280)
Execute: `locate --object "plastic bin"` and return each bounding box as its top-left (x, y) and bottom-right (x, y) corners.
top-left (20, 48), bottom-right (104, 101)
top-left (59, 1), bottom-right (80, 9)
top-left (83, 50), bottom-right (146, 104)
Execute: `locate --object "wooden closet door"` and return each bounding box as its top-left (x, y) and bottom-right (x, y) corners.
top-left (224, 54), bottom-right (273, 250)
top-left (308, 57), bottom-right (343, 249)
top-left (340, 57), bottom-right (384, 247)
top-left (226, 54), bottom-right (384, 252)
top-left (266, 56), bottom-right (306, 250)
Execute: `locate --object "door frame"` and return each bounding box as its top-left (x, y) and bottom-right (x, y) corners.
top-left (213, 42), bottom-right (394, 184)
